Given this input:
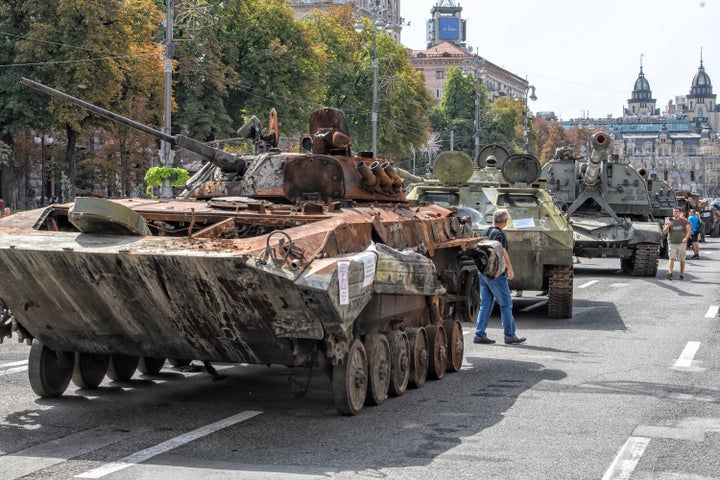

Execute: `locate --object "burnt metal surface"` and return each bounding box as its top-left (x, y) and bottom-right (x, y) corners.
top-left (4, 79), bottom-right (507, 414)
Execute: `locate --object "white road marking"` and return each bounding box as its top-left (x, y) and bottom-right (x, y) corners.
top-left (705, 305), bottom-right (719, 318)
top-left (519, 300), bottom-right (548, 312)
top-left (609, 283), bottom-right (629, 288)
top-left (602, 436), bottom-right (650, 480)
top-left (1, 360), bottom-right (28, 368)
top-left (76, 410), bottom-right (262, 479)
top-left (1, 427), bottom-right (138, 480)
top-left (673, 341), bottom-right (701, 369)
top-left (578, 280), bottom-right (598, 289)
top-left (0, 366), bottom-right (28, 377)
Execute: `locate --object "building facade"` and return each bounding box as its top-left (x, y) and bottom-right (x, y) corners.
top-left (407, 1), bottom-right (528, 106)
top-left (561, 58), bottom-right (720, 197)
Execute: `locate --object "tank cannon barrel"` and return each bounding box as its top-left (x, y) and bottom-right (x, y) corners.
top-left (583, 132), bottom-right (611, 186)
top-left (20, 77), bottom-right (246, 174)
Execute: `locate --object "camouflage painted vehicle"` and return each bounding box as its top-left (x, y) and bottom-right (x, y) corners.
top-left (405, 145), bottom-right (574, 319)
top-left (639, 169), bottom-right (678, 256)
top-left (541, 132), bottom-right (663, 276)
top-left (0, 79), bottom-right (501, 416)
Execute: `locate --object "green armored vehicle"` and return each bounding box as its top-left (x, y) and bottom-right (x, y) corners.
top-left (541, 132), bottom-right (663, 276)
top-left (406, 145), bottom-right (574, 319)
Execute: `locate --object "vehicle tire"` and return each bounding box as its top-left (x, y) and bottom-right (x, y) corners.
top-left (28, 340), bottom-right (73, 398)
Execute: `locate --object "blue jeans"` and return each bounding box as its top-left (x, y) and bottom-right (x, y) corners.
top-left (474, 272), bottom-right (517, 339)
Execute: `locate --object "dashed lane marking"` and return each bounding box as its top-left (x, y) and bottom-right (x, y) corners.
top-left (602, 436), bottom-right (650, 480)
top-left (705, 305), bottom-right (719, 318)
top-left (76, 410), bottom-right (262, 479)
top-left (0, 360), bottom-right (28, 377)
top-left (578, 280), bottom-right (599, 289)
top-left (673, 341), bottom-right (701, 369)
top-left (2, 427), bottom-right (139, 480)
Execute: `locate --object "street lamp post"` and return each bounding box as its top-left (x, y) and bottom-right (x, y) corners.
top-left (34, 133), bottom-right (54, 206)
top-left (522, 80), bottom-right (538, 154)
top-left (354, 1), bottom-right (394, 157)
top-left (462, 53), bottom-right (487, 162)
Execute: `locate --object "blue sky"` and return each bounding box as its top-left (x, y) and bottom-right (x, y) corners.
top-left (401, 0), bottom-right (719, 120)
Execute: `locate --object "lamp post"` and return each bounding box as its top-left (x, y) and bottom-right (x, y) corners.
top-left (462, 53), bottom-right (487, 162)
top-left (354, 1), bottom-right (394, 157)
top-left (33, 133), bottom-right (53, 206)
top-left (158, 0), bottom-right (175, 198)
top-left (522, 80), bottom-right (538, 154)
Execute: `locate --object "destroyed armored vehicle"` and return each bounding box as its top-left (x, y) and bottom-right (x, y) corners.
top-left (405, 145), bottom-right (574, 319)
top-left (541, 132), bottom-right (663, 276)
top-left (0, 78), bottom-right (501, 416)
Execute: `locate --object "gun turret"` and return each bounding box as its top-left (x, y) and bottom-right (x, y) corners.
top-left (583, 132), bottom-right (611, 186)
top-left (21, 78), bottom-right (246, 174)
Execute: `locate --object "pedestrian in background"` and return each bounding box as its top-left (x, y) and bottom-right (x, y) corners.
top-left (663, 206), bottom-right (691, 280)
top-left (687, 209), bottom-right (701, 259)
top-left (474, 209), bottom-right (526, 345)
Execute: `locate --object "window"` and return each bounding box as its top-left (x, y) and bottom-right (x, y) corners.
top-left (436, 70), bottom-right (445, 80)
top-left (420, 192), bottom-right (458, 206)
top-left (497, 194), bottom-right (538, 208)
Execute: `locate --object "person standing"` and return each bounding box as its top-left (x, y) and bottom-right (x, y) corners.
top-left (474, 209), bottom-right (526, 345)
top-left (662, 206), bottom-right (691, 280)
top-left (687, 209), bottom-right (701, 259)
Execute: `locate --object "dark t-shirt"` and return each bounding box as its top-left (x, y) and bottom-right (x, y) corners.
top-left (482, 226), bottom-right (508, 250)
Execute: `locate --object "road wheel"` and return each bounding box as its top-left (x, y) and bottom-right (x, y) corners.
top-left (28, 340), bottom-right (73, 398)
top-left (332, 339), bottom-right (368, 416)
top-left (138, 357), bottom-right (166, 375)
top-left (547, 265), bottom-right (574, 319)
top-left (364, 334), bottom-right (391, 406)
top-left (443, 320), bottom-right (464, 372)
top-left (386, 331), bottom-right (410, 397)
top-left (458, 269), bottom-right (480, 323)
top-left (72, 352), bottom-right (109, 389)
top-left (426, 325), bottom-right (447, 380)
top-left (406, 327), bottom-right (428, 389)
top-left (106, 354), bottom-right (139, 381)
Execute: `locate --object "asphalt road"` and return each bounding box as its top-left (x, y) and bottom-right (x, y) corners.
top-left (1, 238), bottom-right (718, 480)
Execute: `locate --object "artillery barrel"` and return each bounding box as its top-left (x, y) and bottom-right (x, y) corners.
top-left (584, 132), bottom-right (611, 186)
top-left (20, 78), bottom-right (246, 174)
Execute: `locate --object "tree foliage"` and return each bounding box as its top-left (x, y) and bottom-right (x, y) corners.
top-left (1, 0), bottom-right (435, 205)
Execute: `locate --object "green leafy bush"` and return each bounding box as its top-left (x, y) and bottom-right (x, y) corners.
top-left (144, 167), bottom-right (190, 196)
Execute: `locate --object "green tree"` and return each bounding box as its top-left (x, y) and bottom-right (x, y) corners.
top-left (429, 67), bottom-right (492, 158)
top-left (219, 0), bottom-right (325, 135)
top-left (173, 0), bottom-right (236, 141)
top-left (12, 0), bottom-right (165, 197)
top-left (301, 6), bottom-right (432, 158)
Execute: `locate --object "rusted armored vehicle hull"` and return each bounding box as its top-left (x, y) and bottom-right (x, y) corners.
top-left (0, 198), bottom-right (497, 415)
top-left (1, 78), bottom-right (498, 415)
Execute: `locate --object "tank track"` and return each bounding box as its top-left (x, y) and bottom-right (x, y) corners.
top-left (547, 265), bottom-right (573, 319)
top-left (627, 243), bottom-right (660, 277)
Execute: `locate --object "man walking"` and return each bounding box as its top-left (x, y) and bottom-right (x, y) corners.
top-left (687, 209), bottom-right (701, 259)
top-left (474, 209), bottom-right (526, 345)
top-left (662, 206), bottom-right (691, 280)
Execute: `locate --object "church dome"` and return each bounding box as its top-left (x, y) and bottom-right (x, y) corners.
top-left (634, 69), bottom-right (651, 92)
top-left (691, 60), bottom-right (711, 87)
top-left (689, 60), bottom-right (713, 97)
top-left (630, 66), bottom-right (653, 101)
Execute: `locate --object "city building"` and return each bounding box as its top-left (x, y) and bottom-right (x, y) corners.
top-left (560, 57), bottom-right (720, 197)
top-left (406, 1), bottom-right (528, 106)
